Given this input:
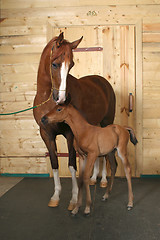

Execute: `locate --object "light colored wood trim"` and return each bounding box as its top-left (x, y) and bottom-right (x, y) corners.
top-left (135, 20), bottom-right (143, 176)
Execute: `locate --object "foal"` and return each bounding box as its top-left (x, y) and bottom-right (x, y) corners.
top-left (41, 104), bottom-right (138, 215)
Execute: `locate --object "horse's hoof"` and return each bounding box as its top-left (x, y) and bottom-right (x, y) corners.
top-left (84, 212), bottom-right (90, 217)
top-left (89, 179), bottom-right (96, 186)
top-left (68, 202), bottom-right (77, 211)
top-left (100, 181), bottom-right (107, 188)
top-left (48, 199), bottom-right (59, 207)
top-left (127, 205), bottom-right (133, 211)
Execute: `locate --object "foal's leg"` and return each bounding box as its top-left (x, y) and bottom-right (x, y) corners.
top-left (65, 131), bottom-right (78, 211)
top-left (102, 151), bottom-right (117, 201)
top-left (40, 128), bottom-right (61, 207)
top-left (117, 147), bottom-right (133, 210)
top-left (83, 153), bottom-right (97, 215)
top-left (71, 156), bottom-right (85, 215)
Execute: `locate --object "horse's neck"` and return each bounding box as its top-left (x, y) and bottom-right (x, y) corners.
top-left (37, 44), bottom-right (53, 93)
top-left (66, 106), bottom-right (92, 142)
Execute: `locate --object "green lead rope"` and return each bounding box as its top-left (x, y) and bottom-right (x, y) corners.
top-left (0, 105), bottom-right (38, 116)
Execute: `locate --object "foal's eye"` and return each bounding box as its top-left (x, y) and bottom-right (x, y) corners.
top-left (52, 63), bottom-right (59, 69)
top-left (56, 108), bottom-right (62, 112)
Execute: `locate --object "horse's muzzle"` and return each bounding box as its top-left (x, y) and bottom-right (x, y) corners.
top-left (41, 116), bottom-right (48, 125)
top-left (53, 89), bottom-right (59, 102)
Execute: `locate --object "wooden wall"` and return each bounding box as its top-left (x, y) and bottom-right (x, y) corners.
top-left (0, 0), bottom-right (160, 176)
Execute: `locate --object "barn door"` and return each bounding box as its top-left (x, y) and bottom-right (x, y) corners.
top-left (52, 25), bottom-right (136, 177)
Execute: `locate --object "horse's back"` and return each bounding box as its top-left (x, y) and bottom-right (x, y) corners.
top-left (78, 75), bottom-right (116, 126)
top-left (67, 74), bottom-right (116, 126)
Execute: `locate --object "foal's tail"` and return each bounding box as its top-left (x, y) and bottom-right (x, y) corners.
top-left (125, 126), bottom-right (138, 145)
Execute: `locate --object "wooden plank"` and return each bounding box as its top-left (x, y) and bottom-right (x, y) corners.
top-left (0, 35), bottom-right (46, 46)
top-left (1, 72), bottom-right (37, 83)
top-left (143, 43), bottom-right (160, 52)
top-left (143, 23), bottom-right (160, 32)
top-left (143, 108), bottom-right (160, 119)
top-left (0, 63), bottom-right (38, 74)
top-left (0, 53), bottom-right (40, 64)
top-left (1, 5), bottom-right (160, 19)
top-left (142, 157), bottom-right (160, 175)
top-left (143, 128), bottom-right (160, 139)
top-left (143, 119), bottom-right (160, 128)
top-left (143, 139), bottom-right (160, 158)
top-left (1, 0), bottom-right (160, 9)
top-left (143, 33), bottom-right (160, 42)
top-left (143, 52), bottom-right (160, 62)
top-left (0, 25), bottom-right (46, 37)
top-left (143, 71), bottom-right (160, 81)
top-left (0, 157), bottom-right (48, 174)
top-left (0, 44), bottom-right (45, 54)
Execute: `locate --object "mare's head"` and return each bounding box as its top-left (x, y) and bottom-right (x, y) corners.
top-left (41, 104), bottom-right (69, 126)
top-left (49, 32), bottom-right (83, 104)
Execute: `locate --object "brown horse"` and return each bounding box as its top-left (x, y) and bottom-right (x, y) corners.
top-left (33, 32), bottom-right (116, 210)
top-left (41, 103), bottom-right (138, 215)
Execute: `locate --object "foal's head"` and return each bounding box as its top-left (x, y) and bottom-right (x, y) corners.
top-left (50, 32), bottom-right (83, 104)
top-left (41, 104), bottom-right (69, 126)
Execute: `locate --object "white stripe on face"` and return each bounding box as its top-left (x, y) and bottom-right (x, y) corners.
top-left (57, 61), bottom-right (69, 104)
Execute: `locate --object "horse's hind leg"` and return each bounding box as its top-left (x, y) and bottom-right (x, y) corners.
top-left (90, 158), bottom-right (99, 185)
top-left (102, 150), bottom-right (117, 201)
top-left (40, 128), bottom-right (61, 207)
top-left (117, 147), bottom-right (133, 210)
top-left (100, 156), bottom-right (108, 188)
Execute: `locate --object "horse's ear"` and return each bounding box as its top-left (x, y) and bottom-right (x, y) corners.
top-left (70, 36), bottom-right (83, 50)
top-left (56, 32), bottom-right (64, 48)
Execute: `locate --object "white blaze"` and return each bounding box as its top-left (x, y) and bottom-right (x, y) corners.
top-left (57, 61), bottom-right (69, 104)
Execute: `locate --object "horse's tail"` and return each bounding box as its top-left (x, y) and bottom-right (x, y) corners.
top-left (124, 126), bottom-right (138, 145)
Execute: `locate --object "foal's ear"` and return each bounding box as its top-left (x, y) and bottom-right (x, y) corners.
top-left (70, 36), bottom-right (83, 50)
top-left (64, 93), bottom-right (71, 105)
top-left (56, 32), bottom-right (64, 48)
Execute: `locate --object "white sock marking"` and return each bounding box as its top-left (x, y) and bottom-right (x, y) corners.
top-left (69, 166), bottom-right (78, 204)
top-left (51, 169), bottom-right (61, 201)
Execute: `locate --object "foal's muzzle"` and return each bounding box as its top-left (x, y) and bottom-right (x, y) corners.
top-left (41, 116), bottom-right (48, 125)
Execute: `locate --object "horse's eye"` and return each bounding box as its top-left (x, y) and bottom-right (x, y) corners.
top-left (52, 63), bottom-right (58, 69)
top-left (56, 108), bottom-right (62, 112)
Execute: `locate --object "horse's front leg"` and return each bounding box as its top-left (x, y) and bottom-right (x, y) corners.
top-left (65, 130), bottom-right (78, 211)
top-left (40, 128), bottom-right (61, 207)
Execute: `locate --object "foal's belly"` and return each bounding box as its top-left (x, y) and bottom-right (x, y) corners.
top-left (97, 131), bottom-right (117, 156)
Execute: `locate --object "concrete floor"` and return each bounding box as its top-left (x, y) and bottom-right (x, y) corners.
top-left (0, 177), bottom-right (160, 240)
top-left (0, 176), bottom-right (23, 197)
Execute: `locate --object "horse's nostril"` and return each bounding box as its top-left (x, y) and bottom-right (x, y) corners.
top-left (53, 90), bottom-right (59, 102)
top-left (41, 116), bottom-right (48, 125)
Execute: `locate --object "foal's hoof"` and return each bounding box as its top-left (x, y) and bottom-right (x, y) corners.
top-left (102, 196), bottom-right (107, 202)
top-left (127, 205), bottom-right (133, 211)
top-left (89, 179), bottom-right (96, 186)
top-left (48, 199), bottom-right (59, 207)
top-left (100, 181), bottom-right (107, 188)
top-left (68, 202), bottom-right (77, 211)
